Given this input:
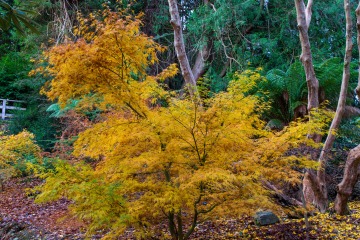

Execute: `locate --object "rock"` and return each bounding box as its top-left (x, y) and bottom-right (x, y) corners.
top-left (254, 211), bottom-right (280, 226)
top-left (265, 119), bottom-right (284, 131)
top-left (0, 221), bottom-right (37, 240)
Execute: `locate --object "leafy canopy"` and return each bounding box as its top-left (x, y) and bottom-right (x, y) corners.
top-left (37, 7), bottom-right (177, 115)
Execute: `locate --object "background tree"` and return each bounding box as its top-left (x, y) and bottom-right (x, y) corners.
top-left (313, 0), bottom-right (353, 212)
top-left (294, 0), bottom-right (319, 112)
top-left (335, 2), bottom-right (360, 215)
top-left (294, 0), bottom-right (357, 212)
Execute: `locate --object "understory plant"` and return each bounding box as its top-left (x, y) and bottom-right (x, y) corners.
top-left (0, 130), bottom-right (42, 191)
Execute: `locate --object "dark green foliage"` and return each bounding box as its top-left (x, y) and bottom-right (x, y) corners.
top-left (315, 58), bottom-right (357, 106)
top-left (0, 0), bottom-right (39, 34)
top-left (336, 118), bottom-right (360, 150)
top-left (205, 67), bottom-right (231, 93)
top-left (0, 43), bottom-right (59, 150)
top-left (185, 0), bottom-right (299, 74)
top-left (39, 157), bottom-right (60, 172)
top-left (7, 103), bottom-right (59, 151)
top-left (0, 52), bottom-right (32, 99)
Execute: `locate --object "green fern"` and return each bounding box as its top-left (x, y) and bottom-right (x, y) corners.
top-left (265, 61), bottom-right (307, 122)
top-left (46, 100), bottom-right (79, 118)
top-left (264, 58), bottom-right (355, 123)
top-left (315, 57), bottom-right (343, 105)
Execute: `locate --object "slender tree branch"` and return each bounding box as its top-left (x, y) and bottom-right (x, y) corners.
top-left (316, 0), bottom-right (353, 212)
top-left (355, 3), bottom-right (360, 98)
top-left (305, 0), bottom-right (313, 28)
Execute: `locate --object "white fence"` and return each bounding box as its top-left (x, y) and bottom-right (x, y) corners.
top-left (0, 99), bottom-right (26, 120)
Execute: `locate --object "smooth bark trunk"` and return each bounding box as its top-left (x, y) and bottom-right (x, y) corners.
top-left (295, 0), bottom-right (321, 210)
top-left (168, 0), bottom-right (212, 99)
top-left (294, 0), bottom-right (319, 111)
top-left (191, 43), bottom-right (210, 82)
top-left (334, 144), bottom-right (360, 215)
top-left (314, 0), bottom-right (353, 213)
top-left (190, 0), bottom-right (211, 82)
top-left (298, 0), bottom-right (353, 212)
top-left (334, 2), bottom-right (360, 215)
top-left (168, 0), bottom-right (197, 97)
top-left (343, 106), bottom-right (360, 118)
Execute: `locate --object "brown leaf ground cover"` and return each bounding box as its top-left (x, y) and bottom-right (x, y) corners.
top-left (0, 177), bottom-right (86, 239)
top-left (1, 177), bottom-right (360, 239)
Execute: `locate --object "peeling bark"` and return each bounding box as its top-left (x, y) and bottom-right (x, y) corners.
top-left (334, 145), bottom-right (360, 215)
top-left (302, 169), bottom-right (327, 212)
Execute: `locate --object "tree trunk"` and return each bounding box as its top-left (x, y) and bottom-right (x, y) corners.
top-left (297, 0), bottom-right (354, 212)
top-left (191, 43), bottom-right (210, 82)
top-left (314, 0), bottom-right (353, 213)
top-left (190, 0), bottom-right (211, 82)
top-left (168, 212), bottom-right (179, 240)
top-left (355, 3), bottom-right (360, 98)
top-left (334, 2), bottom-right (360, 216)
top-left (334, 145), bottom-right (360, 215)
top-left (343, 106), bottom-right (360, 118)
top-left (294, 0), bottom-right (319, 111)
top-left (295, 0), bottom-right (320, 210)
top-left (168, 0), bottom-right (198, 98)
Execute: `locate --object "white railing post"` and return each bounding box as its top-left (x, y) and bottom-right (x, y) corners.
top-left (0, 99), bottom-right (26, 120)
top-left (1, 99), bottom-right (6, 120)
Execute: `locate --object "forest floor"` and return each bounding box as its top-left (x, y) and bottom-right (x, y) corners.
top-left (1, 177), bottom-right (360, 239)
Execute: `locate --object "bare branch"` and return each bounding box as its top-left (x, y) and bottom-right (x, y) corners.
top-left (305, 0), bottom-right (313, 28)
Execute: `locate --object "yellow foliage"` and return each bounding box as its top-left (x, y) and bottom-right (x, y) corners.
top-left (33, 8), bottom-right (332, 239)
top-left (0, 131), bottom-right (42, 188)
top-left (259, 201), bottom-right (360, 239)
top-left (38, 7), bottom-right (177, 115)
top-left (36, 68), bottom-right (330, 238)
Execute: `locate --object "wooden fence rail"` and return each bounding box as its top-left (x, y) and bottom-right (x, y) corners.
top-left (0, 99), bottom-right (26, 120)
